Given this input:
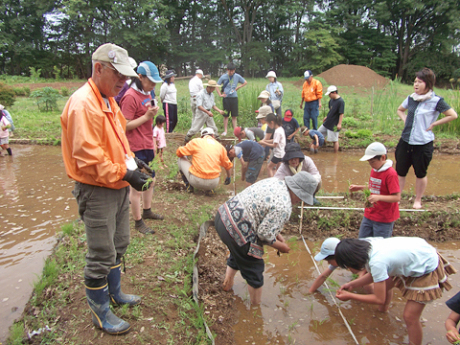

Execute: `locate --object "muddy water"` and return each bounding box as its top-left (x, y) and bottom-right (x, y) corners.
top-left (231, 241), bottom-right (460, 345)
top-left (303, 151), bottom-right (457, 196)
top-left (0, 145), bottom-right (77, 342)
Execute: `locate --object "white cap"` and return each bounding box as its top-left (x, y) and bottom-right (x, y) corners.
top-left (128, 57), bottom-right (137, 69)
top-left (266, 71), bottom-right (277, 78)
top-left (314, 238), bottom-right (340, 261)
top-left (196, 69), bottom-right (203, 76)
top-left (325, 85), bottom-right (338, 96)
top-left (201, 127), bottom-right (215, 137)
top-left (359, 142), bottom-right (387, 161)
top-left (304, 70), bottom-right (312, 79)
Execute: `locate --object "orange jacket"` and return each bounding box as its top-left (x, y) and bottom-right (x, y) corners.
top-left (61, 78), bottom-right (133, 189)
top-left (301, 78), bottom-right (323, 103)
top-left (176, 136), bottom-right (233, 179)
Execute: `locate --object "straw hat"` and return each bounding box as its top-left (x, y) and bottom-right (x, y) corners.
top-left (204, 80), bottom-right (218, 88)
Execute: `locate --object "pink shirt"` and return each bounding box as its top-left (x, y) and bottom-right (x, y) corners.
top-left (120, 88), bottom-right (154, 152)
top-left (153, 125), bottom-right (166, 149)
top-left (0, 117), bottom-right (10, 138)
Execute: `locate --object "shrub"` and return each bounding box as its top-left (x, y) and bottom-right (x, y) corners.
top-left (0, 83), bottom-right (16, 107)
top-left (345, 129), bottom-right (373, 138)
top-left (30, 87), bottom-right (62, 111)
top-left (12, 86), bottom-right (31, 97)
top-left (61, 87), bottom-right (69, 97)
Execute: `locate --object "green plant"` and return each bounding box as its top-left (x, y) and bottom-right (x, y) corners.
top-left (29, 67), bottom-right (42, 80)
top-left (0, 82), bottom-right (16, 107)
top-left (30, 87), bottom-right (62, 111)
top-left (61, 86), bottom-right (70, 97)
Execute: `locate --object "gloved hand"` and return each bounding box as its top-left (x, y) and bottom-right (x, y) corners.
top-left (123, 169), bottom-right (152, 191)
top-left (224, 177), bottom-right (231, 185)
top-left (134, 157), bottom-right (153, 175)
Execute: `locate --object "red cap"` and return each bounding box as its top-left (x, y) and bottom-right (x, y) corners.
top-left (234, 127), bottom-right (243, 141)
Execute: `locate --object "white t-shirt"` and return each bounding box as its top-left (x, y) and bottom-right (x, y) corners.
top-left (189, 75), bottom-right (203, 97)
top-left (160, 82), bottom-right (177, 104)
top-left (366, 237), bottom-right (438, 283)
top-left (272, 126), bottom-right (286, 159)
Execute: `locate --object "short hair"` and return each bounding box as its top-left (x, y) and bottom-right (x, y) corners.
top-left (415, 68), bottom-right (436, 91)
top-left (324, 255), bottom-right (335, 261)
top-left (335, 239), bottom-right (371, 270)
top-left (155, 115), bottom-right (166, 125)
top-left (227, 63), bottom-right (236, 70)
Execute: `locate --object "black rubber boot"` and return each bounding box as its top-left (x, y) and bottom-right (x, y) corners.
top-left (107, 261), bottom-right (141, 306)
top-left (6, 148), bottom-right (12, 156)
top-left (85, 278), bottom-right (131, 335)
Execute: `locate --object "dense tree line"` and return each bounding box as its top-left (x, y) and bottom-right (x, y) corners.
top-left (1, 0), bottom-right (460, 82)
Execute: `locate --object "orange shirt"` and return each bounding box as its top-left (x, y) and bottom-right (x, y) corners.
top-left (176, 136), bottom-right (233, 179)
top-left (301, 78), bottom-right (323, 103)
top-left (61, 78), bottom-right (133, 189)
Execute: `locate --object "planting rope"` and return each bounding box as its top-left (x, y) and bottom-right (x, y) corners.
top-left (192, 220), bottom-right (216, 345)
top-left (298, 206), bottom-right (360, 344)
top-left (299, 206), bottom-right (426, 212)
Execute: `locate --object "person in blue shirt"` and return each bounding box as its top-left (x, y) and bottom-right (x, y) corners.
top-left (302, 127), bottom-right (325, 153)
top-left (217, 63), bottom-right (247, 136)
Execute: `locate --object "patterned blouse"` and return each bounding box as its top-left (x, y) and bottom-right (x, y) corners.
top-left (218, 178), bottom-right (292, 259)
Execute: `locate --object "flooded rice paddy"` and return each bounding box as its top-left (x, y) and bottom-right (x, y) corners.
top-left (231, 241), bottom-right (460, 345)
top-left (0, 145), bottom-right (77, 341)
top-left (0, 145), bottom-right (457, 341)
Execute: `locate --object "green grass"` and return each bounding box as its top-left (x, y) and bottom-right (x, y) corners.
top-left (7, 76), bottom-right (460, 141)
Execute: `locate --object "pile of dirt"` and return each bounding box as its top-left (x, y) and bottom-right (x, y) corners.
top-left (294, 64), bottom-right (389, 89)
top-left (318, 64), bottom-right (389, 89)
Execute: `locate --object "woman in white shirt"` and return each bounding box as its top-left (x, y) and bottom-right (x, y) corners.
top-left (160, 70), bottom-right (178, 132)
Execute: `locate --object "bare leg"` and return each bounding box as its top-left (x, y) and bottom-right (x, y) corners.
top-left (403, 300), bottom-right (426, 345)
top-left (223, 117), bottom-right (229, 134)
top-left (130, 187), bottom-right (142, 220)
top-left (222, 266), bottom-right (238, 291)
top-left (267, 162), bottom-right (275, 177)
top-left (141, 178), bottom-right (155, 210)
top-left (231, 117), bottom-right (237, 131)
top-left (333, 141), bottom-right (339, 153)
top-left (398, 175), bottom-right (406, 193)
top-left (247, 285), bottom-right (263, 304)
top-left (413, 177), bottom-right (427, 209)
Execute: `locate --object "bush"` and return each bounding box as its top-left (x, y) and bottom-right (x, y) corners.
top-left (345, 129), bottom-right (373, 138)
top-left (61, 87), bottom-right (69, 97)
top-left (12, 86), bottom-right (31, 97)
top-left (0, 83), bottom-right (16, 107)
top-left (30, 87), bottom-right (62, 111)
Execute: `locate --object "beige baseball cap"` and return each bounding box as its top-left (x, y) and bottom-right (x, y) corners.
top-left (92, 43), bottom-right (138, 78)
top-left (256, 105), bottom-right (272, 119)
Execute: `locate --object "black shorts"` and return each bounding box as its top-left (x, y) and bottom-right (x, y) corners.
top-left (270, 156), bottom-right (283, 165)
top-left (134, 149), bottom-right (156, 178)
top-left (395, 139), bottom-right (433, 178)
top-left (214, 212), bottom-right (264, 288)
top-left (222, 97), bottom-right (239, 118)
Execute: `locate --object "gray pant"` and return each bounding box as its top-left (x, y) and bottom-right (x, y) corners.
top-left (178, 157), bottom-right (220, 190)
top-left (73, 182), bottom-right (131, 279)
top-left (191, 97), bottom-right (198, 121)
top-left (186, 110), bottom-right (218, 138)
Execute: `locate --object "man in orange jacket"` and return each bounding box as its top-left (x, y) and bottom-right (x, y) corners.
top-left (61, 43), bottom-right (152, 335)
top-left (176, 127), bottom-right (233, 194)
top-left (300, 70), bottom-right (323, 130)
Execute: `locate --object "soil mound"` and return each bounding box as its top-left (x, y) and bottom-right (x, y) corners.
top-left (317, 64), bottom-right (388, 89)
top-left (293, 64), bottom-right (389, 89)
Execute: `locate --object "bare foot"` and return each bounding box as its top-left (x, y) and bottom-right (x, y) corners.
top-left (413, 201), bottom-right (422, 209)
top-left (378, 305), bottom-right (390, 313)
top-left (222, 276), bottom-right (234, 291)
top-left (163, 163), bottom-right (168, 168)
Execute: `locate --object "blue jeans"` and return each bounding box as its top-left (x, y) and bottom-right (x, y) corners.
top-left (358, 216), bottom-right (394, 238)
top-left (303, 99), bottom-right (319, 130)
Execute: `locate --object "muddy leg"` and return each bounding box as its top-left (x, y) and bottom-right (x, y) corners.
top-left (413, 177), bottom-right (427, 209)
top-left (378, 277), bottom-right (394, 312)
top-left (222, 266), bottom-right (238, 291)
top-left (403, 300), bottom-right (425, 345)
top-left (247, 285), bottom-right (262, 304)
